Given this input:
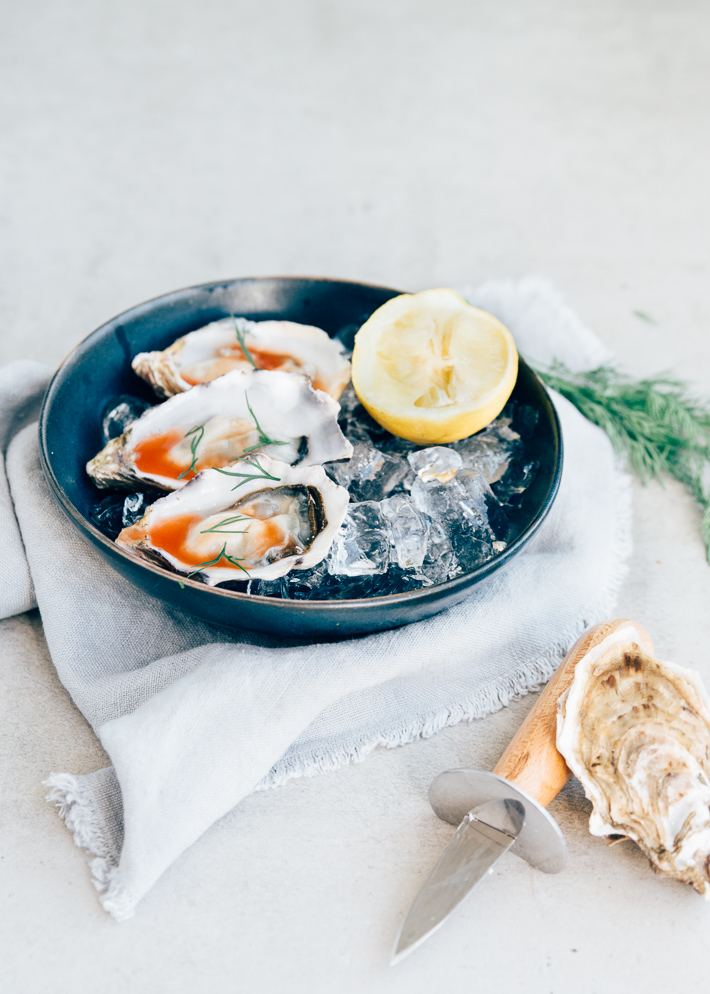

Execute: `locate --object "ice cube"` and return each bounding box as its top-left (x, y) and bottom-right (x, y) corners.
top-left (89, 491), bottom-right (159, 539)
top-left (400, 470), bottom-right (416, 491)
top-left (328, 501), bottom-right (390, 576)
top-left (102, 395), bottom-right (153, 443)
top-left (89, 494), bottom-right (125, 539)
top-left (456, 471), bottom-right (494, 531)
top-left (335, 384), bottom-right (360, 416)
top-left (323, 573), bottom-right (376, 599)
top-left (417, 517), bottom-right (460, 585)
top-left (410, 476), bottom-right (495, 575)
top-left (492, 460), bottom-right (539, 504)
top-left (380, 494), bottom-right (430, 570)
top-left (247, 578), bottom-right (284, 598)
top-left (279, 559), bottom-right (333, 600)
top-left (328, 443), bottom-right (409, 502)
top-left (410, 476), bottom-right (468, 521)
top-left (451, 531), bottom-right (494, 573)
top-left (407, 446), bottom-right (463, 483)
top-left (122, 492), bottom-right (154, 526)
top-left (327, 442), bottom-right (378, 488)
top-left (452, 420), bottom-right (521, 483)
top-left (371, 566), bottom-right (425, 596)
top-left (339, 418), bottom-right (373, 447)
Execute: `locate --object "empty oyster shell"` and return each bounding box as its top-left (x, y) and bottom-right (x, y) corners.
top-left (87, 369), bottom-right (353, 491)
top-left (557, 622), bottom-right (710, 897)
top-left (132, 317), bottom-right (352, 400)
top-left (116, 455), bottom-right (349, 582)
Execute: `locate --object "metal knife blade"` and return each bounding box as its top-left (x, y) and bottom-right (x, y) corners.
top-left (391, 798), bottom-right (525, 964)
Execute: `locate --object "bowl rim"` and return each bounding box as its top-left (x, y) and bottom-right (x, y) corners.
top-left (38, 274), bottom-right (564, 612)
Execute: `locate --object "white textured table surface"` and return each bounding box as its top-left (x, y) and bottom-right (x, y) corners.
top-left (3, 3), bottom-right (710, 991)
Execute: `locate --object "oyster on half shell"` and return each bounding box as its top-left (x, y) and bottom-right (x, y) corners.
top-left (117, 455), bottom-right (349, 582)
top-left (557, 623), bottom-right (710, 897)
top-left (132, 317), bottom-right (352, 400)
top-left (87, 369), bottom-right (353, 491)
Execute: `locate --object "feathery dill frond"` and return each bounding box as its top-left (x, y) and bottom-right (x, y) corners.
top-left (535, 361), bottom-right (710, 562)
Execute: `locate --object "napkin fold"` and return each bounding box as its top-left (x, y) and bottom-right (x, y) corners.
top-left (1, 278), bottom-right (631, 919)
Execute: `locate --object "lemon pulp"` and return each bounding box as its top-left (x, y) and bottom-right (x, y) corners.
top-left (351, 289), bottom-right (518, 445)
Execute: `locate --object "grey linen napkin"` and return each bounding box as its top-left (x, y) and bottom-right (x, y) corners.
top-left (0, 278), bottom-right (631, 919)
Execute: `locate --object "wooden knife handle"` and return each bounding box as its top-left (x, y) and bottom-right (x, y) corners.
top-left (492, 618), bottom-right (653, 807)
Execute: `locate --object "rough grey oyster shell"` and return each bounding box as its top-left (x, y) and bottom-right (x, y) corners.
top-left (87, 368), bottom-right (353, 491)
top-left (557, 622), bottom-right (710, 898)
top-left (132, 317), bottom-right (352, 400)
top-left (116, 454), bottom-right (349, 583)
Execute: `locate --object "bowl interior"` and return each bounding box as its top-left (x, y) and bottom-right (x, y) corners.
top-left (39, 277), bottom-right (562, 637)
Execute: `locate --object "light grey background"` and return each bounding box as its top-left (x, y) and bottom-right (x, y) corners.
top-left (2, 2), bottom-right (710, 992)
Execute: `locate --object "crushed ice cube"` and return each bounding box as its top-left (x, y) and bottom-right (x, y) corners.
top-left (327, 443), bottom-right (409, 501)
top-left (122, 493), bottom-right (152, 526)
top-left (452, 420), bottom-right (521, 483)
top-left (380, 494), bottom-right (430, 570)
top-left (493, 460), bottom-right (539, 504)
top-left (456, 471), bottom-right (494, 529)
top-left (249, 578), bottom-right (284, 598)
top-left (410, 476), bottom-right (496, 574)
top-left (410, 476), bottom-right (469, 521)
top-left (90, 491), bottom-right (159, 539)
top-left (407, 446), bottom-right (463, 483)
top-left (89, 494), bottom-right (125, 539)
top-left (323, 572), bottom-right (377, 599)
top-left (278, 559), bottom-right (332, 600)
top-left (408, 459), bottom-right (502, 543)
top-left (456, 470), bottom-right (511, 545)
top-left (328, 501), bottom-right (390, 576)
top-left (401, 470), bottom-right (416, 491)
top-left (102, 395), bottom-right (153, 443)
top-left (450, 529), bottom-right (494, 574)
top-left (418, 517), bottom-right (460, 585)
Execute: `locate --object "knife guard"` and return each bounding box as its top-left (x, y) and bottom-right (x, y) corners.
top-left (493, 618), bottom-right (654, 808)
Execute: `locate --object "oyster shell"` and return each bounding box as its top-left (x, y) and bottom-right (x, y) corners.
top-left (557, 623), bottom-right (710, 897)
top-left (116, 455), bottom-right (349, 582)
top-left (87, 369), bottom-right (353, 491)
top-left (132, 317), bottom-right (352, 400)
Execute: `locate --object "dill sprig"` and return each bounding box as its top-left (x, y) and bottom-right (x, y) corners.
top-left (233, 316), bottom-right (258, 368)
top-left (187, 542), bottom-right (249, 578)
top-left (535, 361), bottom-right (710, 561)
top-left (200, 514), bottom-right (250, 535)
top-left (242, 392), bottom-right (288, 454)
top-left (177, 424), bottom-right (205, 480)
top-left (214, 458), bottom-right (281, 492)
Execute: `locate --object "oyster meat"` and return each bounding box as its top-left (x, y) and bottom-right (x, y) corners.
top-left (133, 317), bottom-right (352, 400)
top-left (87, 368), bottom-right (353, 491)
top-left (117, 455), bottom-right (349, 582)
top-left (557, 623), bottom-right (710, 897)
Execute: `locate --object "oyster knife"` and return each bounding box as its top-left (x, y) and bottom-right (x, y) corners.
top-left (392, 798), bottom-right (525, 963)
top-left (391, 618), bottom-right (654, 964)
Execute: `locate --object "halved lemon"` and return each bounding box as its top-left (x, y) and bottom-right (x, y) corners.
top-left (351, 288), bottom-right (518, 445)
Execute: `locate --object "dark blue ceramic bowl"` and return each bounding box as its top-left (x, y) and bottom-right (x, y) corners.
top-left (39, 277), bottom-right (563, 638)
